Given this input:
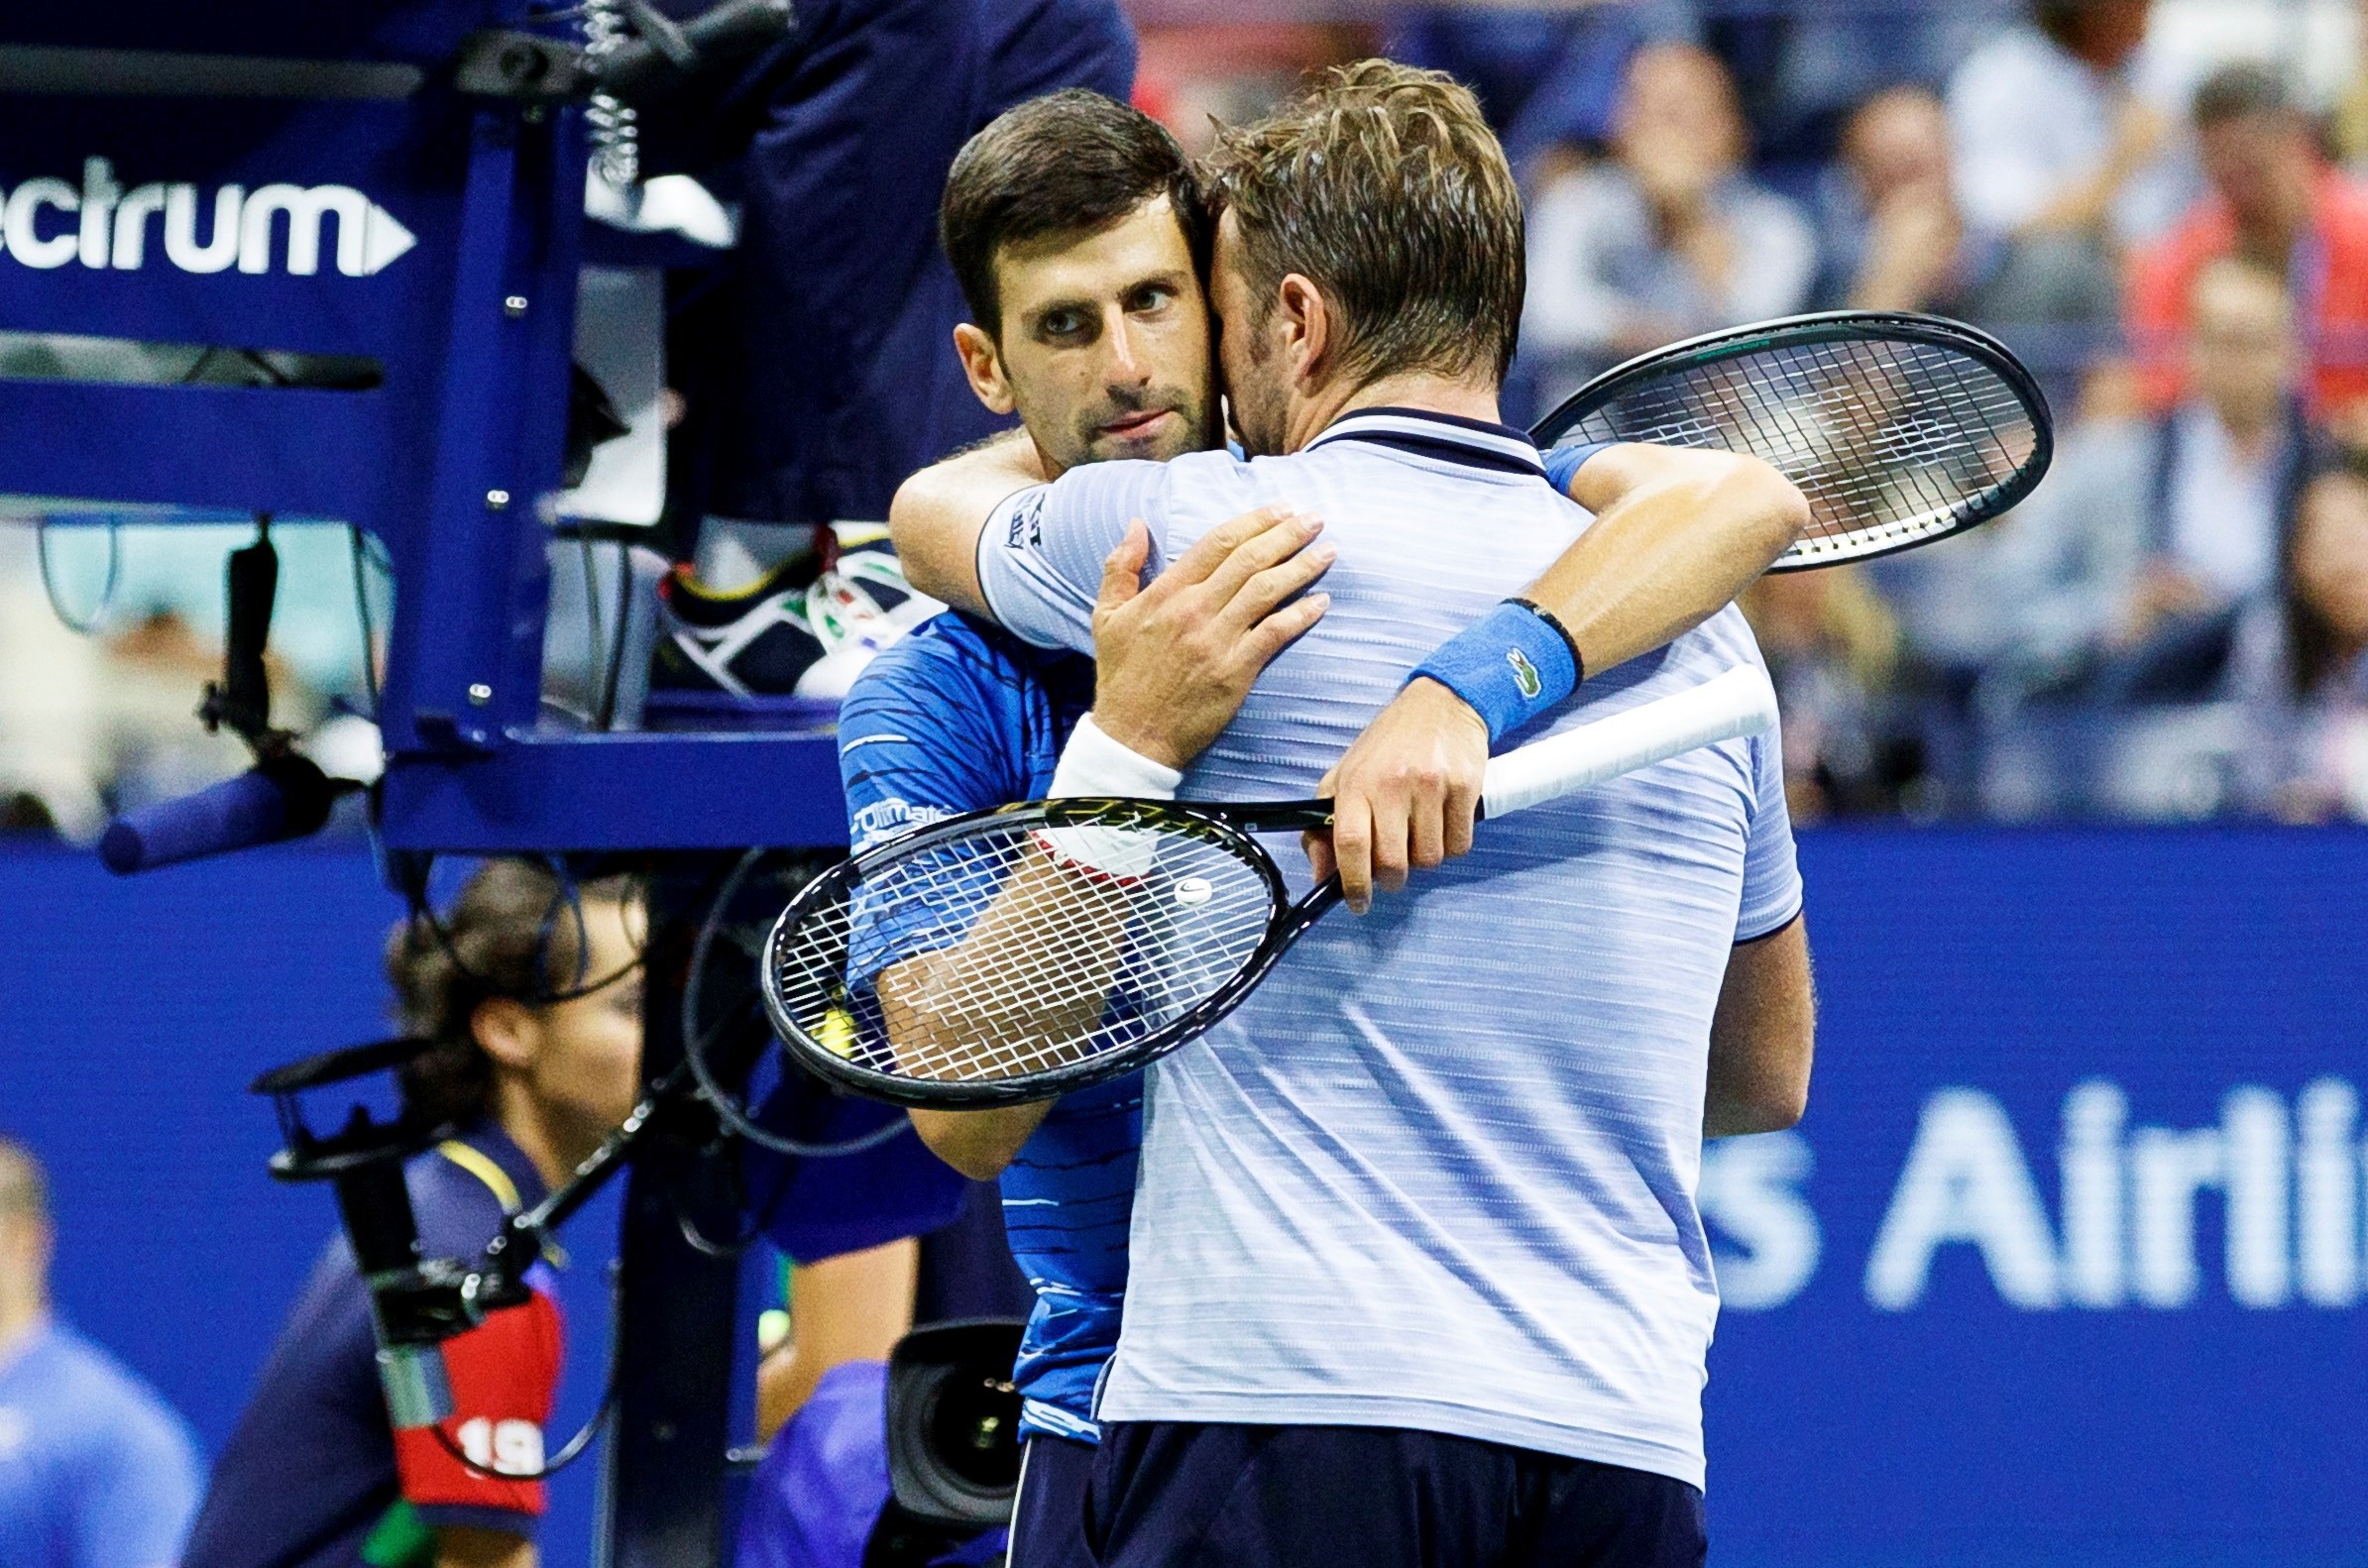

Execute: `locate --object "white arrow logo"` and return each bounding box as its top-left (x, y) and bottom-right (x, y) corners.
top-left (361, 201), bottom-right (415, 276)
top-left (0, 158), bottom-right (418, 279)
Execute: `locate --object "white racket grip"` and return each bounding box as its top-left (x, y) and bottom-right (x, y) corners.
top-left (1479, 663), bottom-right (1780, 820)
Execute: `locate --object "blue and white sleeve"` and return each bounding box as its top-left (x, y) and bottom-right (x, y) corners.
top-left (1735, 728), bottom-right (1804, 942)
top-left (839, 654), bottom-right (1013, 851)
top-left (974, 460), bottom-right (1172, 652)
top-left (838, 649), bottom-right (1027, 976)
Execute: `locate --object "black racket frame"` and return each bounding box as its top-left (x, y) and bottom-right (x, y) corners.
top-left (1530, 309), bottom-right (2055, 571)
top-left (760, 794), bottom-right (1343, 1109)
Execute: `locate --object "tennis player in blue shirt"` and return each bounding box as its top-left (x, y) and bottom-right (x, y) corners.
top-left (863, 85), bottom-right (1815, 1568)
top-left (888, 68), bottom-right (1817, 1568)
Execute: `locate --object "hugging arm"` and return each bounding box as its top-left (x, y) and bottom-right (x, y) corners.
top-left (902, 506), bottom-right (1332, 1179)
top-left (1312, 443), bottom-right (1810, 912)
top-left (886, 428), bottom-right (1048, 616)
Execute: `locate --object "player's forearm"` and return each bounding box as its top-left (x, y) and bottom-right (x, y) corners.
top-left (1548, 445), bottom-right (1810, 679)
top-left (909, 1102), bottom-right (1057, 1180)
top-left (875, 849), bottom-right (1136, 1096)
top-left (887, 428), bottom-right (1045, 615)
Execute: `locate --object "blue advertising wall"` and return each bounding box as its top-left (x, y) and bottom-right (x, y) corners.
top-left (4, 831), bottom-right (2366, 1566)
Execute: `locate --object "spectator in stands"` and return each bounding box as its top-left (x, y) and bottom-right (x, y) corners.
top-left (1523, 41), bottom-right (1815, 393)
top-left (1947, 0), bottom-right (2186, 337)
top-left (0, 1139), bottom-right (204, 1568)
top-left (1814, 85), bottom-right (2003, 316)
top-left (2235, 466), bottom-right (2368, 819)
top-left (2005, 259), bottom-right (2323, 706)
top-left (1730, 2), bottom-right (2019, 166)
top-left (0, 524), bottom-right (106, 839)
top-left (185, 862), bottom-right (648, 1568)
top-left (1381, 3), bottom-right (1700, 170)
top-left (1738, 568), bottom-right (1902, 820)
top-left (2333, 0), bottom-right (2368, 173)
top-left (2128, 62), bottom-right (2368, 424)
top-left (2105, 257), bottom-right (2321, 696)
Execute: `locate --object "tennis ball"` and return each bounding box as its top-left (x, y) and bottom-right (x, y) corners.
top-left (816, 1007), bottom-right (857, 1059)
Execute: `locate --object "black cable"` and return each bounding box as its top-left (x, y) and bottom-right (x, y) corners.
top-left (683, 848), bottom-right (911, 1160)
top-left (596, 539), bottom-right (632, 731)
top-left (427, 1375), bottom-right (617, 1482)
top-left (577, 532), bottom-right (608, 731)
top-left (392, 850), bottom-right (649, 1007)
top-left (236, 348), bottom-right (293, 388)
top-left (348, 526), bottom-right (381, 721)
top-left (35, 514), bottom-right (121, 636)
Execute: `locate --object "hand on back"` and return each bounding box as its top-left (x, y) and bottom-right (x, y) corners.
top-left (1087, 505), bottom-right (1333, 771)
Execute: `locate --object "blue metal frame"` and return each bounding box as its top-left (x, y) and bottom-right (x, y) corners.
top-left (0, 1), bottom-right (848, 853)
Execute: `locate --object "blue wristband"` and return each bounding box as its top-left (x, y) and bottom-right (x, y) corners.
top-left (1542, 440), bottom-right (1616, 498)
top-left (1410, 599), bottom-right (1583, 744)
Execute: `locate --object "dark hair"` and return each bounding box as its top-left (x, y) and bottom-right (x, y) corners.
top-left (1199, 59), bottom-right (1525, 385)
top-left (2033, 0), bottom-right (2140, 51)
top-left (387, 859), bottom-right (640, 1131)
top-left (2193, 60), bottom-right (2296, 128)
top-left (940, 89), bottom-right (1206, 339)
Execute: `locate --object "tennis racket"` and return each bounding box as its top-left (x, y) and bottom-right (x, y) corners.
top-left (1533, 310), bottom-right (2052, 570)
top-left (760, 664), bottom-right (1778, 1108)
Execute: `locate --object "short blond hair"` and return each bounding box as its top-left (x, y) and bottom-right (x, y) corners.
top-left (1200, 59), bottom-right (1524, 385)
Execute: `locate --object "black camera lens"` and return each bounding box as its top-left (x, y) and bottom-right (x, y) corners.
top-left (924, 1372), bottom-right (1021, 1492)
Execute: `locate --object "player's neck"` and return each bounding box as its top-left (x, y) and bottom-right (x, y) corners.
top-left (1288, 372), bottom-right (1505, 452)
top-left (1029, 432), bottom-right (1071, 485)
top-left (0, 1288), bottom-right (47, 1363)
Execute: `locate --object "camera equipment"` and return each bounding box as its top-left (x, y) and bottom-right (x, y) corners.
top-left (100, 516), bottom-right (362, 874)
top-left (252, 1038), bottom-right (499, 1428)
top-left (455, 0), bottom-right (795, 104)
top-left (847, 1320), bottom-right (1026, 1568)
top-left (254, 1036), bottom-right (703, 1433)
top-left (881, 1319), bottom-right (1027, 1528)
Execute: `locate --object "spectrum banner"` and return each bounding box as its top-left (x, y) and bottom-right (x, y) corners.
top-left (1703, 828), bottom-right (2368, 1568)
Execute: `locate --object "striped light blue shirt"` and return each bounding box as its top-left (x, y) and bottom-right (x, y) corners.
top-left (975, 407), bottom-right (1801, 1489)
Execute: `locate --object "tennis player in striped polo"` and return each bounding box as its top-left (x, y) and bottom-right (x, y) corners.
top-left (888, 63), bottom-right (1816, 1568)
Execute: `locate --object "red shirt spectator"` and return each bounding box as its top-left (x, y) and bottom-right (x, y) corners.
top-left (2127, 63), bottom-right (2368, 418)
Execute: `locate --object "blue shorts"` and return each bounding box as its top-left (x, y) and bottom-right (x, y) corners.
top-left (1084, 1421), bottom-right (1707, 1568)
top-left (1010, 1433), bottom-right (1097, 1568)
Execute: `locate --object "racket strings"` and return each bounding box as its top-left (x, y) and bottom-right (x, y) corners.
top-left (1561, 336), bottom-right (2038, 557)
top-left (769, 818), bottom-right (1276, 1085)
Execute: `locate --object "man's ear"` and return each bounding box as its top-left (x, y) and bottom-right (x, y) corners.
top-left (470, 996), bottom-right (541, 1075)
top-left (954, 323), bottom-right (1016, 416)
top-left (1274, 274), bottom-right (1330, 389)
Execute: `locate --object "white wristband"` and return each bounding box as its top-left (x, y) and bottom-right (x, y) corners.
top-left (1036, 715), bottom-right (1181, 880)
top-left (1047, 713), bottom-right (1183, 801)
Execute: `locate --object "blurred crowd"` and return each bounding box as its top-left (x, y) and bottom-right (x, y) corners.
top-left (9, 0), bottom-right (2368, 830)
top-left (1145, 0), bottom-right (2368, 823)
top-left (0, 514), bottom-right (385, 841)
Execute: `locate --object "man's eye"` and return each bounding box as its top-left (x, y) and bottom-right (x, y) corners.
top-left (1040, 312), bottom-right (1084, 339)
top-left (1130, 285), bottom-right (1176, 313)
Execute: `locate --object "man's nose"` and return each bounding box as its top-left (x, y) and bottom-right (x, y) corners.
top-left (1101, 307), bottom-right (1151, 384)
